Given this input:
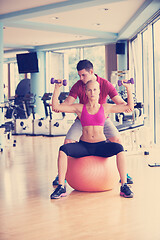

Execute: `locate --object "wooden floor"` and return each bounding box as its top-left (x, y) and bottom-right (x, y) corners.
top-left (0, 135), bottom-right (160, 240)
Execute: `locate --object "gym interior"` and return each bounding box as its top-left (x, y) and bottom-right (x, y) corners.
top-left (0, 1), bottom-right (160, 239)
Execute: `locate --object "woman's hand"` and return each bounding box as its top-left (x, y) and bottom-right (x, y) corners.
top-left (54, 79), bottom-right (63, 88)
top-left (121, 80), bottom-right (132, 89)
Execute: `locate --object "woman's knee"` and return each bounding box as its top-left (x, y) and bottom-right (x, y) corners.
top-left (59, 145), bottom-right (68, 155)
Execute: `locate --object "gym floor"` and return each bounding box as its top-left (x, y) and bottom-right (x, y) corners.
top-left (0, 135), bottom-right (160, 240)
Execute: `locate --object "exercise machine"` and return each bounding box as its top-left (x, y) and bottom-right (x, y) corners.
top-left (13, 93), bottom-right (36, 135)
top-left (29, 90), bottom-right (75, 137)
top-left (0, 102), bottom-right (16, 150)
top-left (32, 93), bottom-right (52, 136)
top-left (41, 91), bottom-right (75, 136)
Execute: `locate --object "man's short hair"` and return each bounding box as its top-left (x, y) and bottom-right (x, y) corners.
top-left (76, 59), bottom-right (93, 72)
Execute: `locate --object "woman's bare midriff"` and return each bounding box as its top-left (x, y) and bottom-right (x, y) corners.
top-left (80, 126), bottom-right (106, 143)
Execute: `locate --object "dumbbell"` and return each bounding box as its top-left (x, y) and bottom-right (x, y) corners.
top-left (51, 78), bottom-right (67, 86)
top-left (118, 78), bottom-right (134, 86)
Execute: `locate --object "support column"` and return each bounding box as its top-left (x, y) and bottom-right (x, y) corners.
top-left (31, 51), bottom-right (46, 117)
top-left (105, 44), bottom-right (117, 82)
top-left (117, 40), bottom-right (129, 94)
top-left (0, 22), bottom-right (4, 150)
top-left (117, 40), bottom-right (128, 71)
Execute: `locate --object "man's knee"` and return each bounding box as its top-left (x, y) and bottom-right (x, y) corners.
top-left (64, 138), bottom-right (77, 144)
top-left (108, 135), bottom-right (122, 144)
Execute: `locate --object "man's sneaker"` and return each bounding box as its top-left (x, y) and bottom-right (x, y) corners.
top-left (120, 183), bottom-right (134, 198)
top-left (119, 173), bottom-right (133, 184)
top-left (50, 185), bottom-right (67, 199)
top-left (126, 173), bottom-right (133, 184)
top-left (52, 175), bottom-right (59, 185)
top-left (52, 175), bottom-right (67, 186)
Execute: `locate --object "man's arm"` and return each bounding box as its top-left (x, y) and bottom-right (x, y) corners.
top-left (61, 95), bottom-right (76, 105)
top-left (111, 95), bottom-right (132, 113)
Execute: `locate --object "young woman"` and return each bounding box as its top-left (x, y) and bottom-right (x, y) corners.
top-left (50, 80), bottom-right (134, 199)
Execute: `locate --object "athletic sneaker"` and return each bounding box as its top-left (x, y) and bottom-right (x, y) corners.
top-left (119, 173), bottom-right (133, 184)
top-left (120, 183), bottom-right (134, 198)
top-left (52, 175), bottom-right (59, 185)
top-left (126, 173), bottom-right (133, 184)
top-left (52, 175), bottom-right (67, 186)
top-left (50, 185), bottom-right (67, 199)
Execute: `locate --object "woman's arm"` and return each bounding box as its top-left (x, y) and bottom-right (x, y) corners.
top-left (111, 95), bottom-right (126, 105)
top-left (104, 81), bottom-right (134, 114)
top-left (112, 91), bottom-right (133, 113)
top-left (52, 82), bottom-right (82, 115)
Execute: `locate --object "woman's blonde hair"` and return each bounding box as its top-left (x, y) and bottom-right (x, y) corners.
top-left (85, 80), bottom-right (100, 90)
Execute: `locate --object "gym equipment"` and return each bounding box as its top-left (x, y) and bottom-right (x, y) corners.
top-left (32, 92), bottom-right (75, 136)
top-left (51, 78), bottom-right (67, 86)
top-left (0, 102), bottom-right (17, 150)
top-left (115, 100), bottom-right (144, 126)
top-left (118, 78), bottom-right (134, 86)
top-left (50, 92), bottom-right (75, 136)
top-left (14, 93), bottom-right (36, 135)
top-left (111, 70), bottom-right (128, 86)
top-left (66, 155), bottom-right (118, 192)
top-left (31, 93), bottom-right (52, 136)
top-left (0, 121), bottom-right (16, 148)
top-left (4, 78), bottom-right (34, 135)
top-left (4, 96), bottom-right (28, 120)
top-left (14, 78), bottom-right (32, 119)
top-left (148, 163), bottom-right (160, 167)
top-left (50, 113), bottom-right (75, 136)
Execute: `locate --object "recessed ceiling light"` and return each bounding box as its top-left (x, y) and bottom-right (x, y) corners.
top-left (102, 8), bottom-right (109, 11)
top-left (51, 16), bottom-right (59, 20)
top-left (75, 35), bottom-right (82, 38)
top-left (32, 41), bottom-right (39, 45)
top-left (94, 23), bottom-right (101, 26)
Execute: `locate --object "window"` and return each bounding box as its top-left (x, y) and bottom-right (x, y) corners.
top-left (153, 18), bottom-right (160, 144)
top-left (47, 45), bottom-right (105, 91)
top-left (142, 26), bottom-right (155, 143)
top-left (83, 45), bottom-right (105, 78)
top-left (46, 51), bottom-right (66, 93)
top-left (130, 15), bottom-right (160, 144)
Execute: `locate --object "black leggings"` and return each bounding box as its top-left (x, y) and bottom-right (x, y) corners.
top-left (59, 140), bottom-right (124, 158)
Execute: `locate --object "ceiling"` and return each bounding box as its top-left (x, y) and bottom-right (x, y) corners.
top-left (0, 0), bottom-right (160, 53)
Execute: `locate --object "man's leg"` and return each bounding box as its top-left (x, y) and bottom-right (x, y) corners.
top-left (116, 151), bottom-right (133, 198)
top-left (64, 118), bottom-right (82, 144)
top-left (50, 150), bottom-right (68, 199)
top-left (104, 118), bottom-right (122, 143)
top-left (52, 119), bottom-right (82, 185)
top-left (104, 118), bottom-right (133, 184)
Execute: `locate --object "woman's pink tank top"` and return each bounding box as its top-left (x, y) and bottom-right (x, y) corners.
top-left (80, 104), bottom-right (105, 127)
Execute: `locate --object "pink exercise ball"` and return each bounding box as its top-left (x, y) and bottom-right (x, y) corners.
top-left (66, 155), bottom-right (119, 192)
